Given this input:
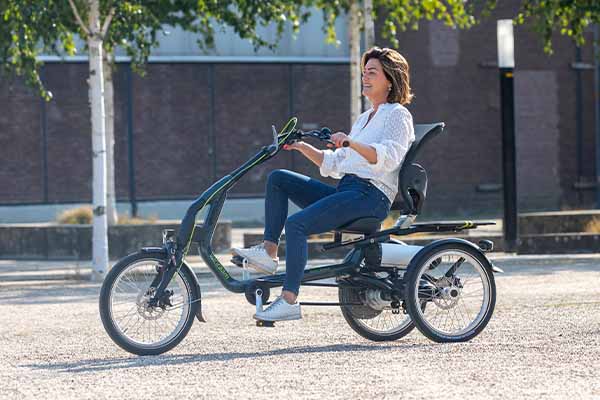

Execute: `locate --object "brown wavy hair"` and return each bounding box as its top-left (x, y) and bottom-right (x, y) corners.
top-left (361, 47), bottom-right (414, 105)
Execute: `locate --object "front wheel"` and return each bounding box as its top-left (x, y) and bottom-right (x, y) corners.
top-left (404, 242), bottom-right (496, 343)
top-left (99, 251), bottom-right (200, 355)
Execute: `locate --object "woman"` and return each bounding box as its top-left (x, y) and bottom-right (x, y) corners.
top-left (232, 47), bottom-right (415, 322)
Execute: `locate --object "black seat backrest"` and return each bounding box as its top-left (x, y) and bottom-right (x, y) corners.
top-left (391, 123), bottom-right (445, 214)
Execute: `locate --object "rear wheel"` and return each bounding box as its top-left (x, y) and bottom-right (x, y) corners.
top-left (404, 243), bottom-right (496, 343)
top-left (99, 251), bottom-right (200, 355)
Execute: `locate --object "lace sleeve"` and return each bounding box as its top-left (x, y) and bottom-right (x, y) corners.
top-left (369, 107), bottom-right (414, 173)
top-left (319, 148), bottom-right (347, 179)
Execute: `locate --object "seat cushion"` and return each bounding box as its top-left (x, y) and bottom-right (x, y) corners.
top-left (335, 217), bottom-right (381, 234)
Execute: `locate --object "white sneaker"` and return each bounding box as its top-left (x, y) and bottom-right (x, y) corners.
top-left (231, 244), bottom-right (279, 275)
top-left (254, 296), bottom-right (302, 321)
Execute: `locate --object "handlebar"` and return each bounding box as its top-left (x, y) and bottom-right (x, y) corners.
top-left (286, 127), bottom-right (350, 148)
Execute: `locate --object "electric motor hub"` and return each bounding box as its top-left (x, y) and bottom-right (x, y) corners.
top-left (364, 289), bottom-right (391, 311)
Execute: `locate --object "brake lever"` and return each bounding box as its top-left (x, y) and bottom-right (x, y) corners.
top-left (272, 125), bottom-right (278, 145)
top-left (266, 125), bottom-right (279, 155)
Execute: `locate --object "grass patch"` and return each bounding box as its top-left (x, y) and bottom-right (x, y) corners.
top-left (57, 206), bottom-right (93, 224)
top-left (583, 217), bottom-right (600, 233)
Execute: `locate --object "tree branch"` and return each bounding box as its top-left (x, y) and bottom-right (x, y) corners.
top-left (68, 0), bottom-right (91, 36)
top-left (101, 7), bottom-right (116, 37)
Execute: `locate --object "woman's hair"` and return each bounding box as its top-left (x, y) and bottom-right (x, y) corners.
top-left (361, 47), bottom-right (414, 105)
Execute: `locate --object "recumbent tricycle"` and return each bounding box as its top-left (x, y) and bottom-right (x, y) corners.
top-left (99, 117), bottom-right (500, 356)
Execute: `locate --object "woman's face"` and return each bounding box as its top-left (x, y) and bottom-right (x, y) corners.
top-left (362, 58), bottom-right (390, 103)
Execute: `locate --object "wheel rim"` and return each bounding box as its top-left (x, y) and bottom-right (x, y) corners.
top-left (108, 258), bottom-right (191, 349)
top-left (413, 250), bottom-right (491, 338)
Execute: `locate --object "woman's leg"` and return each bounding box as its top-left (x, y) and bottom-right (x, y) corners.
top-left (263, 169), bottom-right (335, 256)
top-left (282, 188), bottom-right (388, 301)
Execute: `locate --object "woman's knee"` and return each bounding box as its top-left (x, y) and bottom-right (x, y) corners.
top-left (285, 214), bottom-right (306, 236)
top-left (267, 169), bottom-right (290, 188)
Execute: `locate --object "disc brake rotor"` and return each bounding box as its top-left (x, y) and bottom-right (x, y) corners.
top-left (136, 288), bottom-right (165, 320)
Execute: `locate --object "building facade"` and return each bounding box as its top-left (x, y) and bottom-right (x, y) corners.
top-left (0, 3), bottom-right (597, 220)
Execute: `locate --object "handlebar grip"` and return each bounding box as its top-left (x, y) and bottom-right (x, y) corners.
top-left (342, 141), bottom-right (350, 147)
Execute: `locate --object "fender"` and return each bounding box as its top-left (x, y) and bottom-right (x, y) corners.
top-left (141, 247), bottom-right (207, 322)
top-left (407, 238), bottom-right (503, 274)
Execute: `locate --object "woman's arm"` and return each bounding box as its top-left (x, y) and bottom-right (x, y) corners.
top-left (330, 132), bottom-right (377, 164)
top-left (347, 140), bottom-right (377, 164)
top-left (284, 141), bottom-right (324, 167)
top-left (285, 141), bottom-right (345, 179)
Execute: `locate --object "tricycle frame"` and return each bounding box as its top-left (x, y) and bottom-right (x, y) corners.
top-left (147, 122), bottom-right (494, 308)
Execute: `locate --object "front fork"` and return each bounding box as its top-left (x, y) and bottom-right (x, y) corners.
top-left (148, 230), bottom-right (180, 307)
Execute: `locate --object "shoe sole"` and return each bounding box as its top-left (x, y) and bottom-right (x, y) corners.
top-left (253, 314), bottom-right (302, 322)
top-left (231, 250), bottom-right (278, 275)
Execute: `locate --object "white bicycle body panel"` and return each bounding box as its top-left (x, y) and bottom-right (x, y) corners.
top-left (380, 243), bottom-right (423, 268)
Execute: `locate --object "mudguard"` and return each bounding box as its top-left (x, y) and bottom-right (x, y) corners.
top-left (407, 238), bottom-right (502, 274)
top-left (141, 247), bottom-right (206, 322)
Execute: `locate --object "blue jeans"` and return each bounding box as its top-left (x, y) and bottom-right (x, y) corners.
top-left (263, 169), bottom-right (391, 295)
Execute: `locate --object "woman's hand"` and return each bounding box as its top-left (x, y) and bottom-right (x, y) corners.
top-left (283, 141), bottom-right (305, 151)
top-left (328, 132), bottom-right (352, 149)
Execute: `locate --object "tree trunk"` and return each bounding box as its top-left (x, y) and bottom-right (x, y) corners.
top-left (104, 51), bottom-right (118, 225)
top-left (88, 1), bottom-right (109, 281)
top-left (349, 1), bottom-right (361, 125)
top-left (363, 0), bottom-right (375, 49)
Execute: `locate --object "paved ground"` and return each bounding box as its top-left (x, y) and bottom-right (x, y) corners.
top-left (1, 256), bottom-right (599, 399)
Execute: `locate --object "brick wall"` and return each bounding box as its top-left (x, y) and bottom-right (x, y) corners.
top-left (0, 75), bottom-right (43, 203)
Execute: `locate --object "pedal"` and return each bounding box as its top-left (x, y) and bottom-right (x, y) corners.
top-left (256, 320), bottom-right (275, 327)
top-left (231, 255), bottom-right (244, 267)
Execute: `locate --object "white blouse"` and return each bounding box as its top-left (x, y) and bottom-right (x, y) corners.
top-left (319, 102), bottom-right (415, 204)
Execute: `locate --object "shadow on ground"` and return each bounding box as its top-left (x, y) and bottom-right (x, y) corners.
top-left (22, 342), bottom-right (433, 373)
